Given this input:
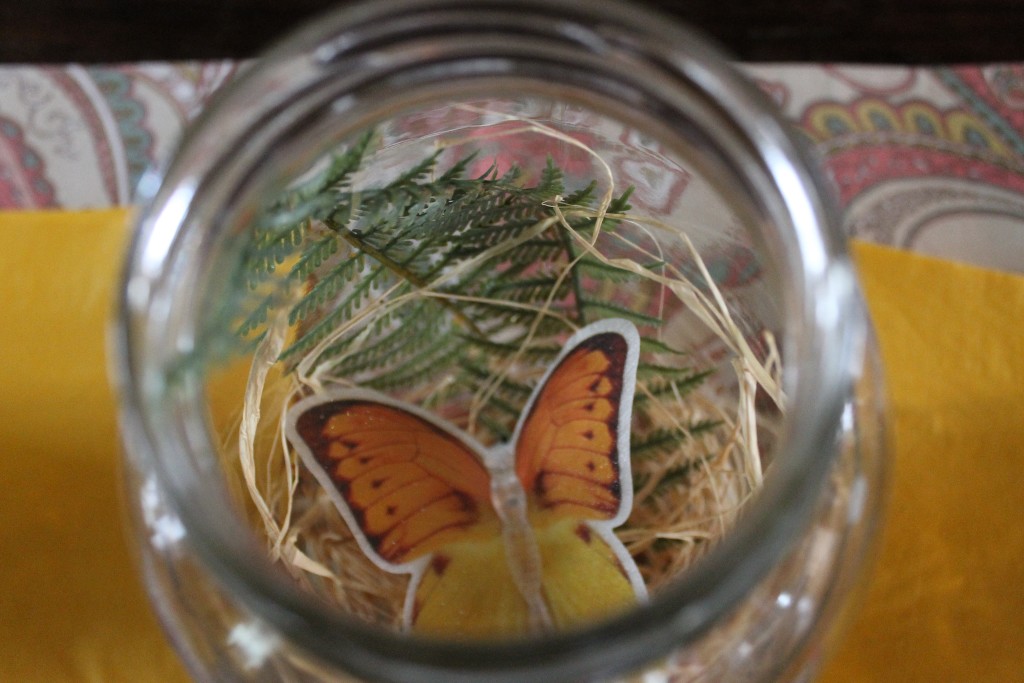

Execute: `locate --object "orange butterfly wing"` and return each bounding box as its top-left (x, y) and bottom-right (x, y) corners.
top-left (286, 320), bottom-right (645, 636)
top-left (512, 321), bottom-right (646, 627)
top-left (287, 393), bottom-right (539, 636)
top-left (515, 326), bottom-right (636, 524)
top-left (288, 395), bottom-right (494, 568)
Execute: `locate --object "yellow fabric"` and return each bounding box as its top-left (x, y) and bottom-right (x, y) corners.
top-left (820, 242), bottom-right (1024, 682)
top-left (0, 210), bottom-right (189, 682)
top-left (0, 210), bottom-right (1021, 681)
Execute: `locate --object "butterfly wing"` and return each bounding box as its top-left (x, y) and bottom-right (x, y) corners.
top-left (512, 319), bottom-right (646, 627)
top-left (286, 319), bottom-right (645, 636)
top-left (411, 533), bottom-right (541, 638)
top-left (288, 391), bottom-right (528, 632)
top-left (515, 320), bottom-right (639, 525)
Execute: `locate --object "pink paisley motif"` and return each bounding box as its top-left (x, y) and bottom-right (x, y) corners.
top-left (986, 65), bottom-right (1024, 109)
top-left (957, 66), bottom-right (1024, 139)
top-left (802, 97), bottom-right (1012, 157)
top-left (946, 67), bottom-right (1024, 158)
top-left (127, 62), bottom-right (240, 122)
top-left (824, 146), bottom-right (1024, 206)
top-left (612, 129), bottom-right (691, 215)
top-left (613, 157), bottom-right (690, 215)
top-left (47, 69), bottom-right (121, 205)
top-left (0, 116), bottom-right (56, 208)
top-left (800, 94), bottom-right (1024, 209)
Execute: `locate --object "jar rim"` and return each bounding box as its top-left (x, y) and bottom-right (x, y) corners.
top-left (114, 0), bottom-right (863, 680)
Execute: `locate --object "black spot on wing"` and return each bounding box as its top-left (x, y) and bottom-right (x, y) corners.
top-left (430, 554), bottom-right (451, 577)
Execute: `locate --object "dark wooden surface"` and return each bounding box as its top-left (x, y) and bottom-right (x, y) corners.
top-left (2, 0), bottom-right (1023, 64)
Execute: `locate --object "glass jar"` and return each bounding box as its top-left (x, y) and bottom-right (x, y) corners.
top-left (113, 0), bottom-right (887, 681)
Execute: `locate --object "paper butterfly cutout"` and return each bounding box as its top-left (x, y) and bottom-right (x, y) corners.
top-left (286, 319), bottom-right (646, 638)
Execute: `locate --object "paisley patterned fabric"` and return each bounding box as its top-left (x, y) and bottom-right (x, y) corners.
top-left (0, 63), bottom-right (237, 208)
top-left (1, 63), bottom-right (1021, 272)
top-left (746, 65), bottom-right (1024, 272)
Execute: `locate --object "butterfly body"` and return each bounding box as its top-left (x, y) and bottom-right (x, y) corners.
top-left (287, 319), bottom-right (646, 638)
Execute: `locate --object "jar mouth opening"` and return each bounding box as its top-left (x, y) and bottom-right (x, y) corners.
top-left (114, 0), bottom-right (862, 680)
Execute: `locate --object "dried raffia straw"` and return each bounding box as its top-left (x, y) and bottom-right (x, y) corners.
top-left (237, 307), bottom-right (290, 556)
top-left (223, 118), bottom-right (786, 630)
top-left (551, 202), bottom-right (786, 498)
top-left (236, 322), bottom-right (411, 618)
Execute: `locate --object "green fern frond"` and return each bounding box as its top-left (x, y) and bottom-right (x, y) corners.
top-left (632, 420), bottom-right (720, 460)
top-left (458, 334), bottom-right (561, 361)
top-left (500, 238), bottom-right (566, 262)
top-left (640, 368), bottom-right (714, 397)
top-left (639, 337), bottom-right (689, 356)
top-left (278, 263), bottom-right (388, 362)
top-left (578, 298), bottom-right (662, 327)
top-left (391, 149), bottom-right (444, 187)
top-left (287, 254), bottom-right (368, 326)
top-left (562, 180), bottom-right (598, 207)
top-left (208, 133), bottom-right (719, 482)
top-left (288, 129), bottom-right (375, 202)
top-left (245, 222), bottom-right (304, 285)
top-left (637, 363), bottom-right (708, 380)
top-left (632, 429), bottom-right (686, 460)
top-left (635, 455), bottom-right (711, 496)
top-left (576, 256), bottom-right (662, 284)
top-left (608, 186), bottom-right (635, 214)
top-left (329, 303), bottom-right (445, 375)
top-left (365, 330), bottom-right (464, 391)
top-left (291, 233), bottom-right (342, 282)
top-left (459, 361), bottom-right (534, 400)
top-left (236, 296), bottom-right (273, 338)
top-left (487, 276), bottom-right (570, 303)
top-left (533, 156), bottom-right (565, 198)
top-left (476, 413), bottom-right (514, 442)
top-left (480, 394), bottom-right (523, 421)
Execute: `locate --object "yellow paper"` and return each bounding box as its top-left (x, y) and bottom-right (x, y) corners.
top-left (1, 209), bottom-right (1022, 681)
top-left (821, 242), bottom-right (1024, 682)
top-left (0, 209), bottom-right (188, 682)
